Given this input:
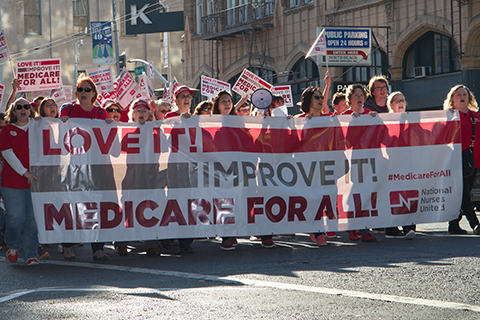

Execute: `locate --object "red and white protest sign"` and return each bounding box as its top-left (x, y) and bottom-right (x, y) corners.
top-left (0, 84), bottom-right (5, 109)
top-left (162, 83), bottom-right (171, 102)
top-left (232, 69), bottom-right (273, 98)
top-left (139, 72), bottom-right (155, 99)
top-left (306, 29), bottom-right (327, 58)
top-left (114, 68), bottom-right (146, 109)
top-left (272, 85), bottom-right (293, 107)
top-left (29, 111), bottom-right (462, 243)
top-left (86, 67), bottom-right (116, 105)
top-left (16, 59), bottom-right (62, 92)
top-left (201, 75), bottom-right (231, 99)
top-left (0, 31), bottom-right (10, 64)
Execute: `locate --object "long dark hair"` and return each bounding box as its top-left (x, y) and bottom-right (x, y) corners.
top-left (212, 90), bottom-right (236, 115)
top-left (300, 86), bottom-right (322, 113)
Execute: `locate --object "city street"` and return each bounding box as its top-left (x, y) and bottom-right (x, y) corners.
top-left (1, 220), bottom-right (480, 320)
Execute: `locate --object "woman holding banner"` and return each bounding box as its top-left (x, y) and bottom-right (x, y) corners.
top-left (39, 98), bottom-right (59, 118)
top-left (444, 85), bottom-right (480, 235)
top-left (0, 98), bottom-right (43, 266)
top-left (59, 76), bottom-right (113, 261)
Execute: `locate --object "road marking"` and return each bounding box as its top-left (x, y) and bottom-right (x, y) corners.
top-left (1, 257), bottom-right (480, 312)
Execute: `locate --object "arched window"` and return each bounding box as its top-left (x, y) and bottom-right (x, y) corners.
top-left (288, 57), bottom-right (319, 105)
top-left (403, 32), bottom-right (460, 79)
top-left (343, 47), bottom-right (388, 82)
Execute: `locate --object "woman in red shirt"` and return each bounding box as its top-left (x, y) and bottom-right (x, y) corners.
top-left (444, 85), bottom-right (480, 235)
top-left (0, 98), bottom-right (41, 266)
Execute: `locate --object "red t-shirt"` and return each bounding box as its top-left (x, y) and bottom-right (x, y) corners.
top-left (342, 108), bottom-right (372, 115)
top-left (60, 103), bottom-right (108, 120)
top-left (295, 112), bottom-right (328, 118)
top-left (0, 124), bottom-right (30, 189)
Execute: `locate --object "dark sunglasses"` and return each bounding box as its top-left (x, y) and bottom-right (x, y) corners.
top-left (106, 108), bottom-right (121, 113)
top-left (15, 104), bottom-right (31, 110)
top-left (77, 87), bottom-right (93, 93)
top-left (313, 95), bottom-right (323, 100)
top-left (202, 107), bottom-right (212, 111)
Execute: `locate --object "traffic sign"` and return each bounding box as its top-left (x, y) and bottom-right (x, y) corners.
top-left (134, 65), bottom-right (146, 76)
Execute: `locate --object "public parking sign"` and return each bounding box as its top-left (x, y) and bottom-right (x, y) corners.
top-left (323, 27), bottom-right (372, 66)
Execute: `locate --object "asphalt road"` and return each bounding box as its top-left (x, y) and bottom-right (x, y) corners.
top-left (1, 219), bottom-right (480, 320)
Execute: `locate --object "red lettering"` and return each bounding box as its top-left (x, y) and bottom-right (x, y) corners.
top-left (247, 197), bottom-right (264, 223)
top-left (100, 202), bottom-right (122, 229)
top-left (136, 200), bottom-right (160, 227)
top-left (213, 198), bottom-right (235, 225)
top-left (353, 194), bottom-right (369, 218)
top-left (265, 197), bottom-right (286, 223)
top-left (64, 127), bottom-right (92, 155)
top-left (188, 199), bottom-right (212, 225)
top-left (288, 196), bottom-right (307, 222)
top-left (43, 129), bottom-right (61, 155)
top-left (153, 127), bottom-right (161, 153)
top-left (121, 127), bottom-right (140, 154)
top-left (337, 195), bottom-right (354, 219)
top-left (93, 127), bottom-right (118, 154)
top-left (44, 203), bottom-right (74, 230)
top-left (160, 199), bottom-right (187, 226)
top-left (164, 128), bottom-right (186, 153)
top-left (314, 195), bottom-right (336, 220)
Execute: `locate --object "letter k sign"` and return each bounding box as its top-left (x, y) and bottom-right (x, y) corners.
top-left (130, 4), bottom-right (153, 25)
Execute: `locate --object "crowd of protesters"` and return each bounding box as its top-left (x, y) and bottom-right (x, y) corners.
top-left (0, 72), bottom-right (479, 266)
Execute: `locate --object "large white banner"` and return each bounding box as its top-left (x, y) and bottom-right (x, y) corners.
top-left (29, 111), bottom-right (462, 244)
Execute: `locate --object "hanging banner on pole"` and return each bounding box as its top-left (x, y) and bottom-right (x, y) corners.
top-left (91, 21), bottom-right (114, 65)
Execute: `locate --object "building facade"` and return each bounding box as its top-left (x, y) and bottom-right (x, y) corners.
top-left (0, 0), bottom-right (184, 110)
top-left (184, 0), bottom-right (480, 111)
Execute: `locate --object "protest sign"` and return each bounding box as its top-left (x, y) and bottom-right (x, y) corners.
top-left (232, 69), bottom-right (273, 98)
top-left (115, 68), bottom-right (146, 109)
top-left (86, 67), bottom-right (116, 105)
top-left (16, 59), bottom-right (62, 92)
top-left (91, 21), bottom-right (114, 65)
top-left (29, 111), bottom-right (462, 243)
top-left (0, 30), bottom-right (10, 64)
top-left (201, 75), bottom-right (231, 99)
top-left (306, 29), bottom-right (327, 59)
top-left (0, 84), bottom-right (4, 109)
top-left (139, 72), bottom-right (155, 99)
top-left (272, 85), bottom-right (293, 107)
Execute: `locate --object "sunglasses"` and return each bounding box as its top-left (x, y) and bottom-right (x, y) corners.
top-left (313, 95), bottom-right (323, 100)
top-left (202, 107), bottom-right (212, 111)
top-left (15, 104), bottom-right (31, 110)
top-left (106, 108), bottom-right (121, 113)
top-left (77, 87), bottom-right (93, 93)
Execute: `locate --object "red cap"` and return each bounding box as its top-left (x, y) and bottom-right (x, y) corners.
top-left (131, 99), bottom-right (151, 111)
top-left (174, 85), bottom-right (194, 98)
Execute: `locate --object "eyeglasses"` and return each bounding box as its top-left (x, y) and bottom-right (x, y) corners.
top-left (237, 108), bottom-right (250, 113)
top-left (77, 87), bottom-right (93, 93)
top-left (106, 108), bottom-right (121, 113)
top-left (15, 104), bottom-right (31, 110)
top-left (313, 95), bottom-right (323, 100)
top-left (374, 86), bottom-right (388, 91)
top-left (133, 109), bottom-right (148, 114)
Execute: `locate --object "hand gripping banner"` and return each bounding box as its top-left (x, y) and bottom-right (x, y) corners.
top-left (29, 111), bottom-right (462, 243)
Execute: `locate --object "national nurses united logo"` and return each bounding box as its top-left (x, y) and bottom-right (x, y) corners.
top-left (389, 190), bottom-right (419, 215)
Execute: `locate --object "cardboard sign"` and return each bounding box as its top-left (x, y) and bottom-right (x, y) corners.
top-left (16, 59), bottom-right (62, 92)
top-left (306, 29), bottom-right (326, 58)
top-left (86, 67), bottom-right (116, 105)
top-left (232, 69), bottom-right (273, 98)
top-left (114, 68), bottom-right (146, 109)
top-left (0, 31), bottom-right (10, 64)
top-left (201, 75), bottom-right (231, 99)
top-left (272, 85), bottom-right (293, 107)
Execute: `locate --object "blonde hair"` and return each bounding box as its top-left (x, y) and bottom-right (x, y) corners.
top-left (387, 92), bottom-right (406, 113)
top-left (443, 84), bottom-right (478, 111)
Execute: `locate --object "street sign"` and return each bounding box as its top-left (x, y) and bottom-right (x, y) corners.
top-left (322, 27), bottom-right (372, 66)
top-left (125, 0), bottom-right (184, 34)
top-left (134, 65), bottom-right (146, 76)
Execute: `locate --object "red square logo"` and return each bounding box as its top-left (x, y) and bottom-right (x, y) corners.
top-left (389, 190), bottom-right (419, 215)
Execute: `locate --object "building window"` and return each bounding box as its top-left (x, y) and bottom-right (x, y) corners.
top-left (343, 48), bottom-right (388, 82)
top-left (24, 0), bottom-right (41, 35)
top-left (290, 0), bottom-right (300, 8)
top-left (403, 31), bottom-right (460, 79)
top-left (227, 0), bottom-right (236, 26)
top-left (289, 57), bottom-right (319, 98)
top-left (73, 0), bottom-right (89, 34)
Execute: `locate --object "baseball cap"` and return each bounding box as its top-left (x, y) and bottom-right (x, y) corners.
top-left (130, 99), bottom-right (151, 111)
top-left (174, 85), bottom-right (194, 98)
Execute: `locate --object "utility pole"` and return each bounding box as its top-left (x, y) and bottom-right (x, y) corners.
top-left (112, 0), bottom-right (120, 76)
